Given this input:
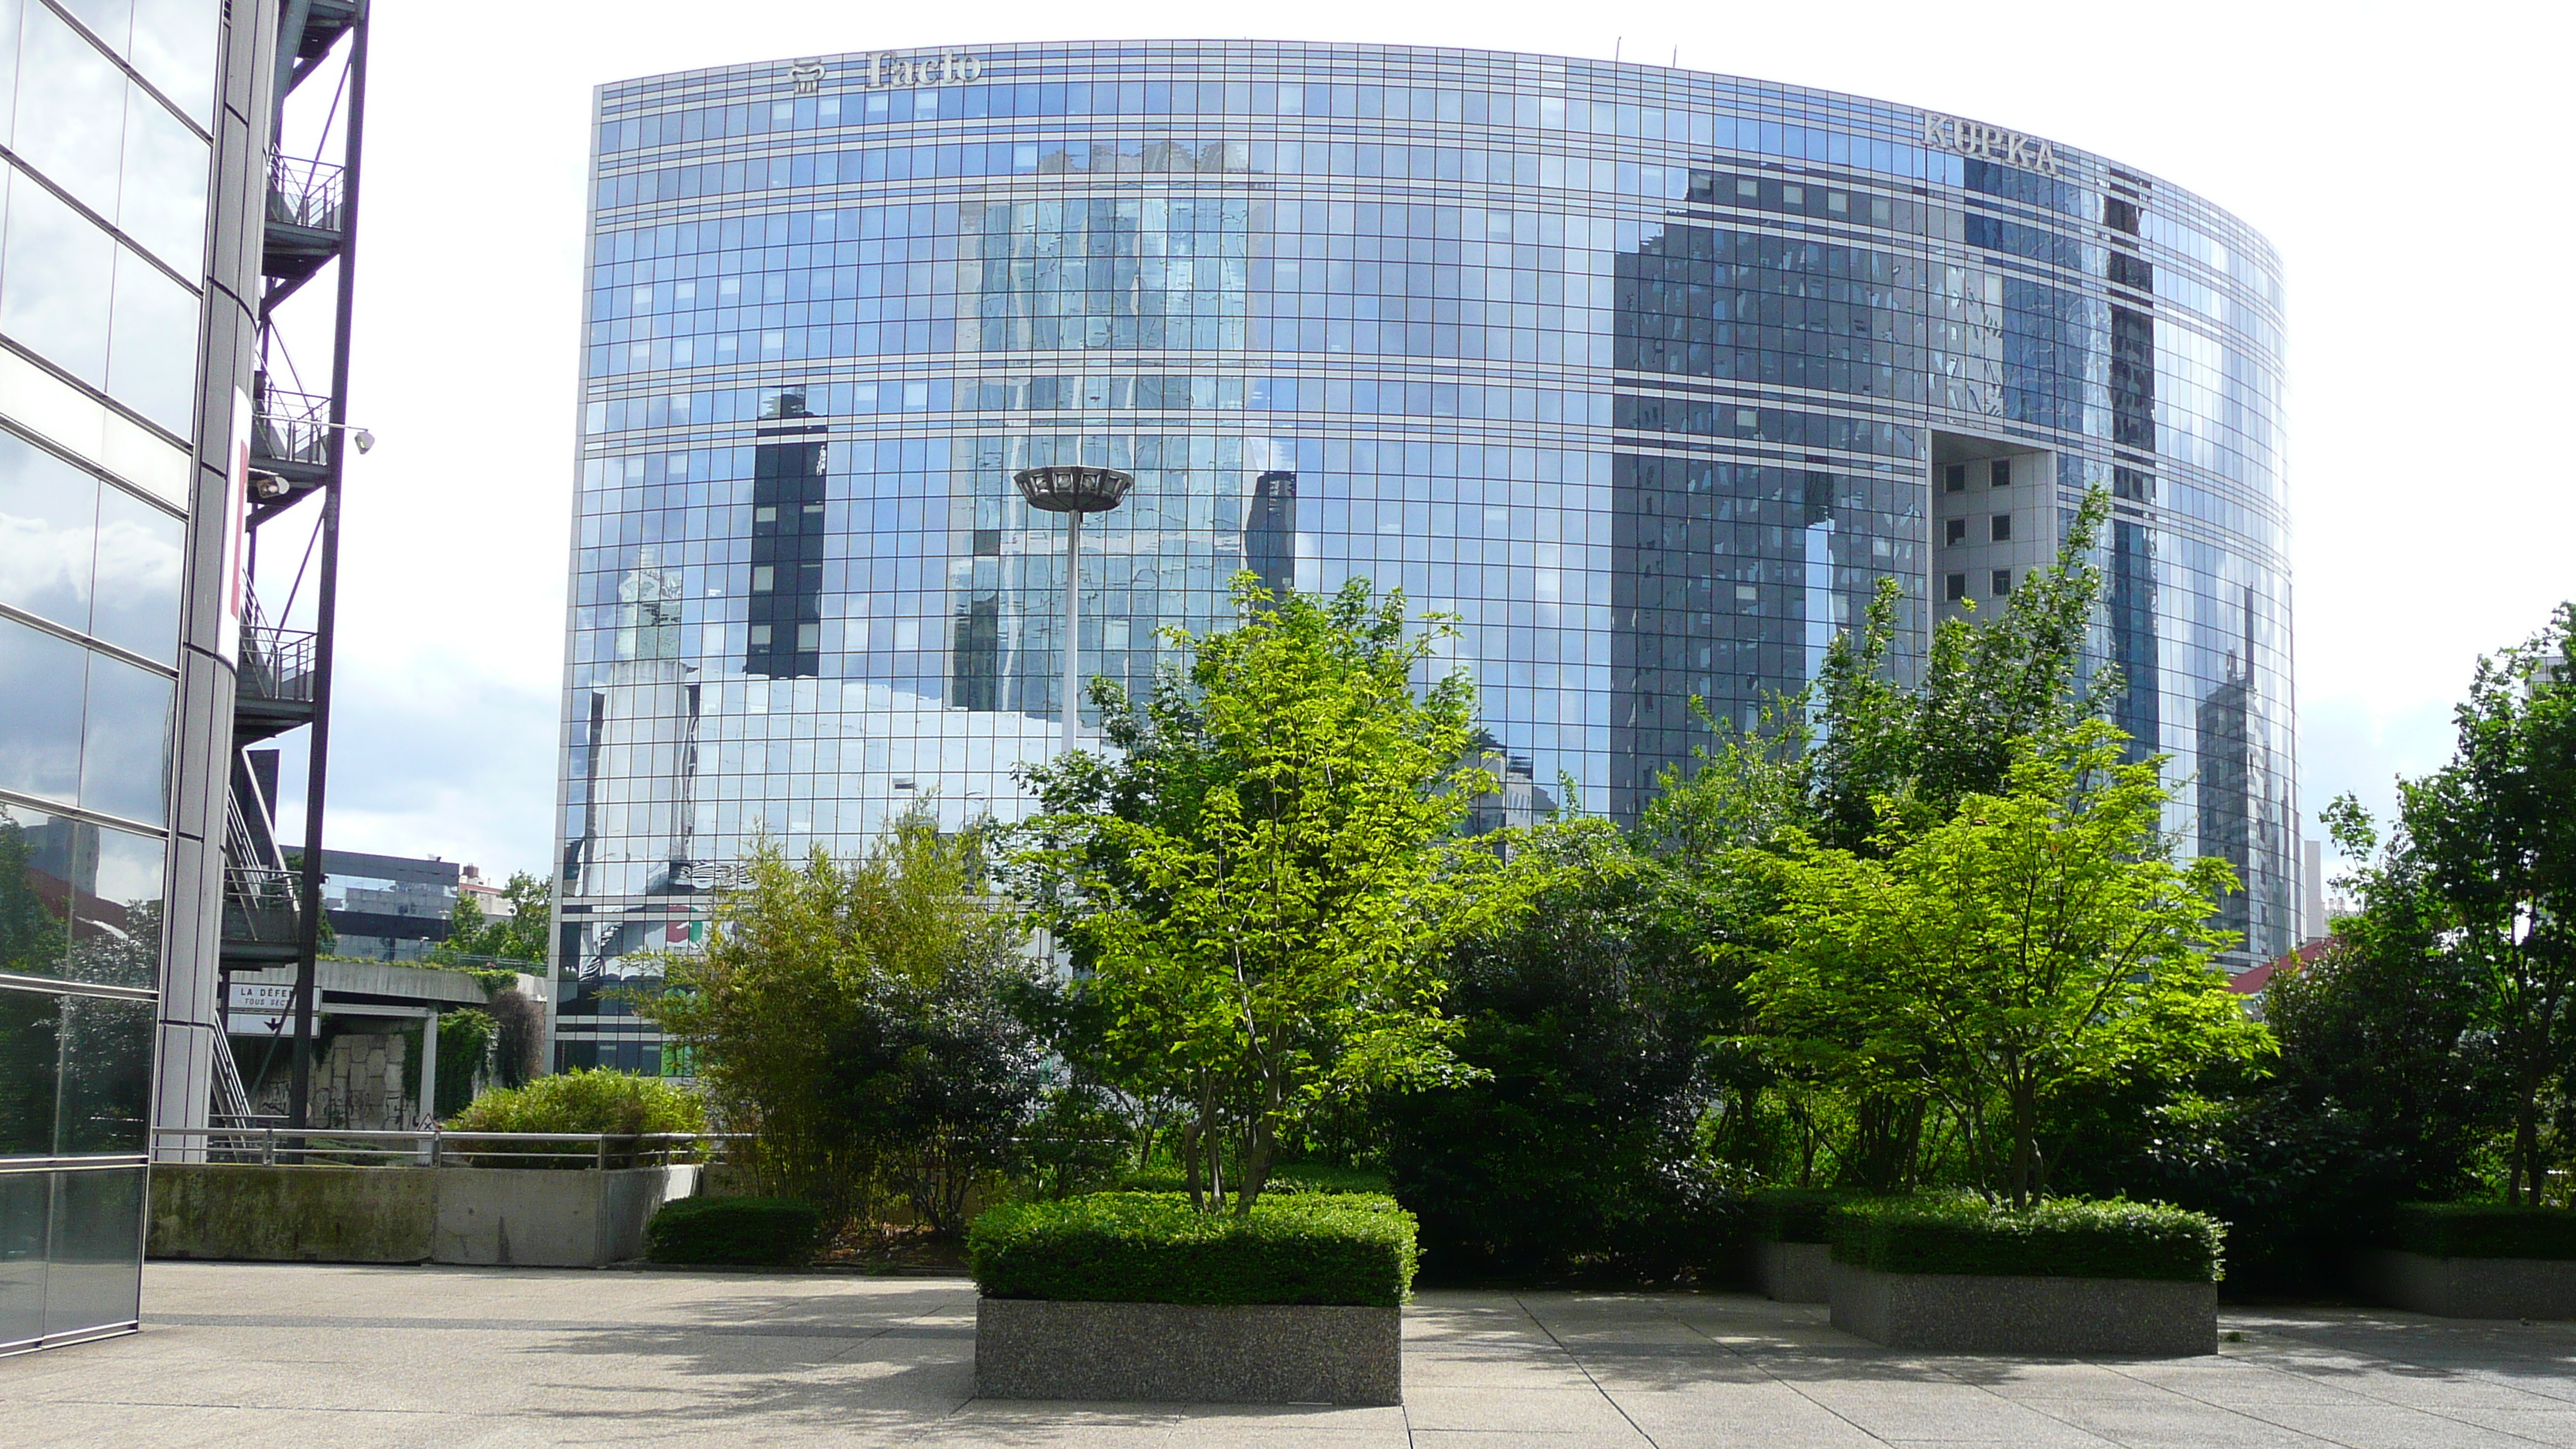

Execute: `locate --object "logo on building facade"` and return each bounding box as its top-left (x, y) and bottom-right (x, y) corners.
top-left (866, 50), bottom-right (984, 88)
top-left (783, 53), bottom-right (987, 94)
top-left (1921, 112), bottom-right (2062, 179)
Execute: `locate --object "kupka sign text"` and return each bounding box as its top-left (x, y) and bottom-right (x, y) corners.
top-left (1920, 112), bottom-right (2062, 179)
top-left (787, 52), bottom-right (987, 96)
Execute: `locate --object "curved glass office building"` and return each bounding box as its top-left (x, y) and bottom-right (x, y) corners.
top-left (557, 40), bottom-right (2294, 1067)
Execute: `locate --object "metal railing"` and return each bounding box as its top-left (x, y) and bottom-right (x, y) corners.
top-left (266, 153), bottom-right (346, 233)
top-left (153, 1125), bottom-right (749, 1170)
top-left (252, 386), bottom-right (335, 471)
top-left (238, 623), bottom-right (317, 705)
top-left (221, 864), bottom-right (303, 946)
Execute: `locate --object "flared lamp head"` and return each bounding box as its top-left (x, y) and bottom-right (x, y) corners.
top-left (1013, 464), bottom-right (1134, 514)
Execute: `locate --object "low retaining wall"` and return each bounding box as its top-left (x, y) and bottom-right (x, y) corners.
top-left (2359, 1249), bottom-right (2576, 1321)
top-left (975, 1297), bottom-right (1401, 1404)
top-left (1828, 1260), bottom-right (2215, 1355)
top-left (149, 1163), bottom-right (698, 1268)
top-left (1752, 1241), bottom-right (1831, 1303)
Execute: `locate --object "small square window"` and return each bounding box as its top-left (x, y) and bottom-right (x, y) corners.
top-left (753, 505), bottom-right (778, 525)
top-left (1944, 464), bottom-right (1968, 492)
top-left (1736, 177), bottom-right (1759, 198)
top-left (1944, 517), bottom-right (1968, 545)
top-left (1992, 569), bottom-right (2012, 597)
top-left (1990, 515), bottom-right (2012, 543)
top-left (1944, 573), bottom-right (1968, 601)
top-left (748, 623), bottom-right (773, 647)
top-left (1783, 184), bottom-right (1804, 205)
top-left (1827, 191), bottom-right (1848, 214)
top-left (751, 564), bottom-right (776, 591)
top-left (1989, 459), bottom-right (2011, 488)
top-left (796, 622), bottom-right (820, 650)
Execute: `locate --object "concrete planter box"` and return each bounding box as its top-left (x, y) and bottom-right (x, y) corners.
top-left (149, 1163), bottom-right (698, 1268)
top-left (1828, 1259), bottom-right (2215, 1355)
top-left (2360, 1249), bottom-right (2576, 1321)
top-left (975, 1297), bottom-right (1401, 1404)
top-left (1751, 1240), bottom-right (1831, 1303)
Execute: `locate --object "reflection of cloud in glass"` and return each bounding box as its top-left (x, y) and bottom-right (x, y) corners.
top-left (0, 176), bottom-right (116, 385)
top-left (0, 617), bottom-right (86, 802)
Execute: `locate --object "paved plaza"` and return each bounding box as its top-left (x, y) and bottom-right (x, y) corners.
top-left (6, 1262), bottom-right (2574, 1446)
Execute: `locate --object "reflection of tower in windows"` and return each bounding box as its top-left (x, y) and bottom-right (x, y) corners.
top-left (746, 390), bottom-right (826, 679)
top-left (2197, 626), bottom-right (2256, 949)
top-left (2104, 176), bottom-right (2163, 759)
top-left (1245, 470), bottom-right (1296, 599)
top-left (581, 546), bottom-right (702, 908)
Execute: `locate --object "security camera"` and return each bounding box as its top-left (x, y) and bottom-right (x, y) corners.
top-left (352, 428), bottom-right (375, 455)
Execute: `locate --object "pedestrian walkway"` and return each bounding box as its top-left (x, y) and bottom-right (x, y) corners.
top-left (6, 1262), bottom-right (2572, 1446)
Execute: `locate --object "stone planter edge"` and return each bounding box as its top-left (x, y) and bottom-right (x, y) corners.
top-left (1828, 1257), bottom-right (2216, 1356)
top-left (974, 1295), bottom-right (1401, 1404)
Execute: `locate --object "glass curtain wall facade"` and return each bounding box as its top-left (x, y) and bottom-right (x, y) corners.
top-left (0, 0), bottom-right (262, 1353)
top-left (560, 42), bottom-right (2293, 1069)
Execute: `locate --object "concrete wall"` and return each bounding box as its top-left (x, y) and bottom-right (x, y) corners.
top-left (1828, 1259), bottom-right (2216, 1356)
top-left (976, 1298), bottom-right (1402, 1404)
top-left (1752, 1241), bottom-right (1831, 1303)
top-left (149, 1164), bottom-right (698, 1267)
top-left (2360, 1250), bottom-right (2576, 1321)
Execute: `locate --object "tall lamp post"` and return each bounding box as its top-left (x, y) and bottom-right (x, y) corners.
top-left (1013, 464), bottom-right (1134, 750)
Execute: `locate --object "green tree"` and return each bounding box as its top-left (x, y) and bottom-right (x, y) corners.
top-left (1376, 818), bottom-right (1734, 1276)
top-left (434, 871), bottom-right (552, 965)
top-left (2400, 604), bottom-right (2576, 1203)
top-left (1747, 721), bottom-right (2269, 1206)
top-left (640, 807), bottom-right (1040, 1230)
top-left (1009, 577), bottom-right (1509, 1215)
top-left (1805, 492), bottom-right (2112, 854)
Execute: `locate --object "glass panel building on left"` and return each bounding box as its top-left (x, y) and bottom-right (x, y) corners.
top-left (0, 0), bottom-right (269, 1355)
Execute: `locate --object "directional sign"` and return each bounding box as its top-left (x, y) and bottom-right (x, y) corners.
top-left (228, 982), bottom-right (293, 1012)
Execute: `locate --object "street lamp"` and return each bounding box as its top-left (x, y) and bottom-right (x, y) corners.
top-left (1012, 464), bottom-right (1133, 750)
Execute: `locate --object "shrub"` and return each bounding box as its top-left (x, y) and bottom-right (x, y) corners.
top-left (447, 1069), bottom-right (705, 1165)
top-left (2389, 1202), bottom-right (2576, 1261)
top-left (1749, 1187), bottom-right (1853, 1244)
top-left (1828, 1196), bottom-right (2223, 1282)
top-left (645, 1195), bottom-right (821, 1266)
top-left (969, 1191), bottom-right (1416, 1307)
top-left (1108, 1163), bottom-right (1392, 1197)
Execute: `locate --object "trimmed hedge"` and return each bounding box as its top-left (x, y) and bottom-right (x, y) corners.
top-left (1828, 1197), bottom-right (2224, 1283)
top-left (970, 1191), bottom-right (1417, 1307)
top-left (644, 1195), bottom-right (823, 1266)
top-left (2389, 1203), bottom-right (2576, 1261)
top-left (1749, 1187), bottom-right (1853, 1244)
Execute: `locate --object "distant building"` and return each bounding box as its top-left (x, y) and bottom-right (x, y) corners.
top-left (309, 850), bottom-right (461, 962)
top-left (559, 39), bottom-right (2300, 1071)
top-left (457, 862), bottom-right (512, 920)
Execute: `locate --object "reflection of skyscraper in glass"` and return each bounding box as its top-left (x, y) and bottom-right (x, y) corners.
top-left (560, 41), bottom-right (2303, 1070)
top-left (1245, 471), bottom-right (1297, 600)
top-left (747, 392), bottom-right (827, 679)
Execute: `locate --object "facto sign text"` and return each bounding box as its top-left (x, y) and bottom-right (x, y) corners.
top-left (787, 51), bottom-right (988, 95)
top-left (1920, 112), bottom-right (2062, 179)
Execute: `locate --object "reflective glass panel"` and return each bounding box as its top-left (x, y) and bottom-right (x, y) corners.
top-left (0, 617), bottom-right (84, 803)
top-left (0, 432), bottom-right (100, 636)
top-left (0, 170), bottom-right (115, 386)
top-left (54, 995), bottom-right (149, 1151)
top-left (85, 479), bottom-right (180, 662)
top-left (105, 243), bottom-right (197, 430)
top-left (0, 986), bottom-right (59, 1154)
top-left (77, 649), bottom-right (170, 826)
top-left (9, 2), bottom-right (125, 223)
top-left (0, 1170), bottom-right (45, 1348)
top-left (42, 1166), bottom-right (141, 1337)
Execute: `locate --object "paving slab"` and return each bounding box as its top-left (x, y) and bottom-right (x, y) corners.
top-left (4, 1264), bottom-right (2574, 1446)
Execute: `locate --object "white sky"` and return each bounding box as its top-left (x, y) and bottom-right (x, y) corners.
top-left (266, 0), bottom-right (2573, 882)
